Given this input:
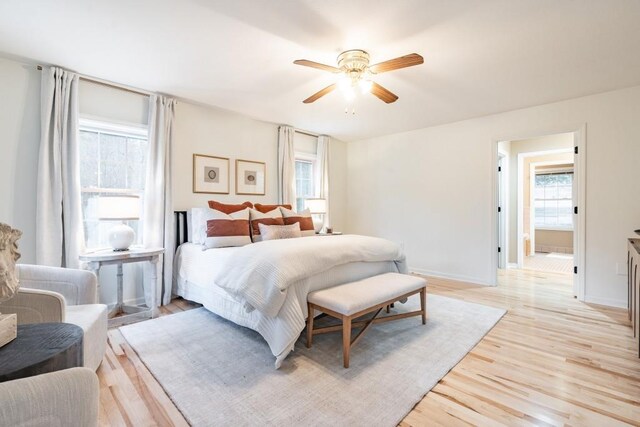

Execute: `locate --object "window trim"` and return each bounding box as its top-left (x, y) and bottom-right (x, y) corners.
top-left (533, 170), bottom-right (574, 230)
top-left (79, 117), bottom-right (149, 250)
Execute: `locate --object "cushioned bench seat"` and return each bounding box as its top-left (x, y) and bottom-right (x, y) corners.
top-left (306, 272), bottom-right (427, 368)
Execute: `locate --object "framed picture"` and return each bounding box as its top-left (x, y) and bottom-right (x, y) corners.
top-left (193, 154), bottom-right (230, 194)
top-left (236, 159), bottom-right (266, 195)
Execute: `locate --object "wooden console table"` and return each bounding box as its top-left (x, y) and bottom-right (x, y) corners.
top-left (80, 247), bottom-right (164, 327)
top-left (628, 238), bottom-right (640, 358)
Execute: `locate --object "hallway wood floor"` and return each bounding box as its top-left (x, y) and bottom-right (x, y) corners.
top-left (97, 269), bottom-right (640, 426)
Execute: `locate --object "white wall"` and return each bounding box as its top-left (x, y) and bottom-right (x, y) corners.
top-left (0, 57), bottom-right (40, 264)
top-left (0, 55), bottom-right (348, 307)
top-left (347, 85), bottom-right (640, 307)
top-left (172, 102), bottom-right (348, 231)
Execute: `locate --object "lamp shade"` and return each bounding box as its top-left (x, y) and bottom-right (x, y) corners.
top-left (96, 196), bottom-right (140, 220)
top-left (304, 198), bottom-right (327, 214)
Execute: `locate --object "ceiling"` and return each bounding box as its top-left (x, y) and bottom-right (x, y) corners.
top-left (1, 0), bottom-right (640, 142)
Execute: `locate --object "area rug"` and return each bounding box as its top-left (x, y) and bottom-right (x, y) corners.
top-left (120, 294), bottom-right (506, 427)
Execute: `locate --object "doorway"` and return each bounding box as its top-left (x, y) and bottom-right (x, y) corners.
top-left (493, 128), bottom-right (586, 299)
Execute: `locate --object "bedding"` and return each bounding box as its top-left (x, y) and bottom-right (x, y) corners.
top-left (249, 208), bottom-right (285, 242)
top-left (215, 234), bottom-right (407, 317)
top-left (203, 208), bottom-right (251, 249)
top-left (258, 223), bottom-right (301, 241)
top-left (279, 207), bottom-right (315, 237)
top-left (254, 203), bottom-right (292, 213)
top-left (207, 200), bottom-right (253, 213)
top-left (174, 239), bottom-right (404, 368)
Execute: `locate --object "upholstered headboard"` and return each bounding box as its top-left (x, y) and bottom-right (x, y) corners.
top-left (175, 211), bottom-right (188, 250)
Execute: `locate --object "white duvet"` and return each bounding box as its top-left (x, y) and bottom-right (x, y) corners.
top-left (175, 234), bottom-right (407, 367)
top-left (214, 234), bottom-right (408, 318)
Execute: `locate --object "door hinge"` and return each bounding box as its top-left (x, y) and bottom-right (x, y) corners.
top-left (498, 166), bottom-right (502, 172)
top-left (574, 146), bottom-right (578, 154)
top-left (498, 206), bottom-right (502, 213)
top-left (574, 206), bottom-right (578, 214)
top-left (574, 266), bottom-right (578, 274)
top-left (498, 247), bottom-right (501, 253)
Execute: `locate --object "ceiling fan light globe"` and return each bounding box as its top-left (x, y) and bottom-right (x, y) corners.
top-left (359, 79), bottom-right (373, 94)
top-left (343, 86), bottom-right (356, 102)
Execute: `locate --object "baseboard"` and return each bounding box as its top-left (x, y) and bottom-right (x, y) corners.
top-left (583, 295), bottom-right (627, 309)
top-left (409, 267), bottom-right (495, 287)
top-left (507, 263), bottom-right (519, 269)
top-left (106, 297), bottom-right (146, 310)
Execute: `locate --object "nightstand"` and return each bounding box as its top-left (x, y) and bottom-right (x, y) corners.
top-left (79, 247), bottom-right (164, 327)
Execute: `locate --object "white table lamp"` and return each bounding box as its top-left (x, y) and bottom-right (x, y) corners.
top-left (304, 198), bottom-right (327, 233)
top-left (97, 196), bottom-right (140, 251)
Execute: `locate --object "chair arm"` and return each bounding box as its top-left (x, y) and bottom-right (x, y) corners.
top-left (0, 288), bottom-right (65, 324)
top-left (17, 264), bottom-right (98, 305)
top-left (0, 367), bottom-right (99, 427)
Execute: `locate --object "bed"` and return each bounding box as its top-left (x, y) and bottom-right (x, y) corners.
top-left (173, 212), bottom-right (407, 368)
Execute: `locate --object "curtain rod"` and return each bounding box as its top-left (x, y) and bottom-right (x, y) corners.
top-left (295, 129), bottom-right (319, 138)
top-left (36, 65), bottom-right (153, 97)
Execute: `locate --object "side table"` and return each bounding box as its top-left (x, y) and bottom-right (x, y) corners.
top-left (79, 247), bottom-right (164, 327)
top-left (0, 323), bottom-right (83, 382)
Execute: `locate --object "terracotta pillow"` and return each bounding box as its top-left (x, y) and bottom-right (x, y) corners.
top-left (249, 208), bottom-right (285, 242)
top-left (207, 200), bottom-right (253, 214)
top-left (254, 203), bottom-right (292, 214)
top-left (203, 208), bottom-right (251, 249)
top-left (279, 207), bottom-right (315, 236)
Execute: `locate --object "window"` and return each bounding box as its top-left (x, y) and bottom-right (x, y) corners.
top-left (79, 118), bottom-right (148, 249)
top-left (295, 157), bottom-right (315, 212)
top-left (534, 171), bottom-right (573, 229)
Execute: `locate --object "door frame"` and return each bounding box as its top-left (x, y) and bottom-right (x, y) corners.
top-left (497, 152), bottom-right (508, 269)
top-left (491, 125), bottom-right (586, 300)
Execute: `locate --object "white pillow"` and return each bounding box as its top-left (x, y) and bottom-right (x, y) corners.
top-left (189, 208), bottom-right (211, 244)
top-left (202, 208), bottom-right (252, 249)
top-left (249, 208), bottom-right (285, 242)
top-left (258, 222), bottom-right (302, 241)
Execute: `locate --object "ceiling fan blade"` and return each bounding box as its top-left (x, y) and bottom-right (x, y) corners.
top-left (303, 83), bottom-right (337, 103)
top-left (371, 82), bottom-right (399, 103)
top-left (369, 53), bottom-right (424, 74)
top-left (294, 59), bottom-right (341, 73)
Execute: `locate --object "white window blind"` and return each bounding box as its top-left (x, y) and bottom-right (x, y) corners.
top-left (79, 118), bottom-right (148, 249)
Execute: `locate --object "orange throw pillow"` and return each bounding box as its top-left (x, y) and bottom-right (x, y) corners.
top-left (254, 203), bottom-right (292, 214)
top-left (207, 201), bottom-right (253, 214)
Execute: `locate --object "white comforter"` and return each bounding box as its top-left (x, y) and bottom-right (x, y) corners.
top-left (214, 234), bottom-right (408, 318)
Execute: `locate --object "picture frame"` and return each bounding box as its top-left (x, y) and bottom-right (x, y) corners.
top-left (235, 159), bottom-right (266, 195)
top-left (193, 154), bottom-right (230, 194)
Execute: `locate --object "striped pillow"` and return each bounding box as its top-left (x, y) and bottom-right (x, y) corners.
top-left (203, 208), bottom-right (251, 249)
top-left (249, 208), bottom-right (284, 242)
top-left (254, 203), bottom-right (292, 214)
top-left (258, 223), bottom-right (301, 241)
top-left (279, 207), bottom-right (315, 237)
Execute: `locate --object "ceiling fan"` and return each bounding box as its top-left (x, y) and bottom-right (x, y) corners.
top-left (294, 49), bottom-right (423, 104)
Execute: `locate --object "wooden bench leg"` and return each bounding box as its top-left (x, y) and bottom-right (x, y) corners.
top-left (307, 302), bottom-right (314, 348)
top-left (420, 287), bottom-right (427, 325)
top-left (342, 316), bottom-right (351, 368)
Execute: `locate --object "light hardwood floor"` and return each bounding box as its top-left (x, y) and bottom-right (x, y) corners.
top-left (98, 269), bottom-right (640, 426)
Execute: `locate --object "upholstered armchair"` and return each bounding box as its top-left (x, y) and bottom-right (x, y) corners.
top-left (0, 265), bottom-right (108, 371)
top-left (0, 367), bottom-right (99, 426)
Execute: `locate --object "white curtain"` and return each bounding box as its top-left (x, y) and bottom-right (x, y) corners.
top-left (36, 67), bottom-right (85, 268)
top-left (277, 126), bottom-right (296, 206)
top-left (143, 95), bottom-right (176, 307)
top-left (315, 135), bottom-right (331, 229)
